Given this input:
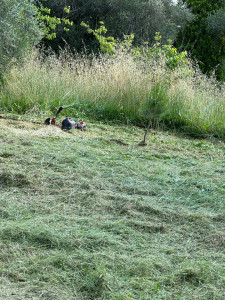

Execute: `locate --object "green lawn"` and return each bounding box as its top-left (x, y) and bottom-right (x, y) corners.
top-left (0, 116), bottom-right (224, 299)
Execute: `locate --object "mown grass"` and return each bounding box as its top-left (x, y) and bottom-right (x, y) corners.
top-left (0, 50), bottom-right (225, 138)
top-left (0, 117), bottom-right (224, 299)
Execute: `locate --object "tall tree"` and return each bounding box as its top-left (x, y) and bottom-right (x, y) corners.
top-left (39, 0), bottom-right (192, 53)
top-left (0, 0), bottom-right (42, 75)
top-left (176, 0), bottom-right (225, 80)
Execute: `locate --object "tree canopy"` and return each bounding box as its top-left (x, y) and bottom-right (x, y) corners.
top-left (0, 0), bottom-right (224, 80)
top-left (0, 0), bottom-right (42, 75)
top-left (207, 7), bottom-right (225, 35)
top-left (175, 0), bottom-right (225, 80)
top-left (38, 0), bottom-right (193, 52)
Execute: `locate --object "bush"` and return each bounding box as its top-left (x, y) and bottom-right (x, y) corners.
top-left (0, 0), bottom-right (42, 76)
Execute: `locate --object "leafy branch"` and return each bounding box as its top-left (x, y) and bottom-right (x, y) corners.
top-left (38, 5), bottom-right (73, 40)
top-left (81, 22), bottom-right (190, 70)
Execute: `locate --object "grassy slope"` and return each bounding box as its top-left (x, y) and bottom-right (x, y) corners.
top-left (0, 117), bottom-right (225, 300)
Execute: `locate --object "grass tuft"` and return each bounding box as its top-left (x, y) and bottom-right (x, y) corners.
top-left (0, 170), bottom-right (30, 188)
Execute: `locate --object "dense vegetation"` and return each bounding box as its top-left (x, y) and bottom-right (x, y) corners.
top-left (0, 48), bottom-right (225, 138)
top-left (176, 0), bottom-right (225, 80)
top-left (38, 0), bottom-right (193, 52)
top-left (1, 1), bottom-right (224, 80)
top-left (0, 1), bottom-right (225, 299)
top-left (0, 0), bottom-right (224, 137)
top-left (0, 0), bottom-right (42, 75)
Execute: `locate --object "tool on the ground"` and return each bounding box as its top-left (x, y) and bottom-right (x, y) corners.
top-left (44, 106), bottom-right (64, 125)
top-left (44, 106), bottom-right (87, 130)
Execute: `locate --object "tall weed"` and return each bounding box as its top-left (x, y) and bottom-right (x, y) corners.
top-left (0, 49), bottom-right (225, 137)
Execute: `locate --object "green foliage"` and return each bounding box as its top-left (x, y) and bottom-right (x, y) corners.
top-left (81, 21), bottom-right (135, 56)
top-left (37, 4), bottom-right (73, 40)
top-left (0, 0), bottom-right (42, 75)
top-left (176, 0), bottom-right (225, 80)
top-left (0, 0), bottom-right (73, 77)
top-left (206, 7), bottom-right (225, 80)
top-left (207, 8), bottom-right (225, 35)
top-left (81, 22), bottom-right (190, 71)
top-left (38, 0), bottom-right (193, 53)
top-left (133, 33), bottom-right (190, 71)
top-left (81, 21), bottom-right (118, 55)
top-left (184, 0), bottom-right (224, 15)
top-left (162, 41), bottom-right (189, 70)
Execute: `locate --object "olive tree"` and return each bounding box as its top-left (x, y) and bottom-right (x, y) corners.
top-left (0, 0), bottom-right (43, 75)
top-left (38, 0), bottom-right (193, 52)
top-left (207, 8), bottom-right (225, 35)
top-left (175, 0), bottom-right (225, 80)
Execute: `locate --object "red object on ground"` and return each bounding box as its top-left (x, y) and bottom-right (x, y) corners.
top-left (51, 118), bottom-right (56, 125)
top-left (75, 121), bottom-right (87, 130)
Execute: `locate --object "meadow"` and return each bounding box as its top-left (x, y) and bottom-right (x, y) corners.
top-left (0, 50), bottom-right (225, 138)
top-left (0, 117), bottom-right (224, 299)
top-left (0, 50), bottom-right (225, 299)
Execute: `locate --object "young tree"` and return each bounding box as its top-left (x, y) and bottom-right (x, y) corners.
top-left (0, 0), bottom-right (43, 75)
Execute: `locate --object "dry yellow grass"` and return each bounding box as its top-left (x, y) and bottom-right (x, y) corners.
top-left (1, 49), bottom-right (225, 136)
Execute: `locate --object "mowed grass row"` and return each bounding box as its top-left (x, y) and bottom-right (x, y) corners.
top-left (0, 50), bottom-right (225, 138)
top-left (0, 118), bottom-right (225, 299)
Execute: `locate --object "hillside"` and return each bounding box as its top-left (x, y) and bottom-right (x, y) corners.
top-left (0, 117), bottom-right (225, 299)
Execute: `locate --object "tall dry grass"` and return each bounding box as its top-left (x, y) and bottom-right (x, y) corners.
top-left (0, 49), bottom-right (225, 137)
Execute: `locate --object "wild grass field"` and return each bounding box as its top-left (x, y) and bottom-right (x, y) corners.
top-left (0, 50), bottom-right (225, 138)
top-left (0, 116), bottom-right (224, 299)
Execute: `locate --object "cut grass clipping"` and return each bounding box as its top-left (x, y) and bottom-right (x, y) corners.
top-left (0, 118), bottom-right (225, 299)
